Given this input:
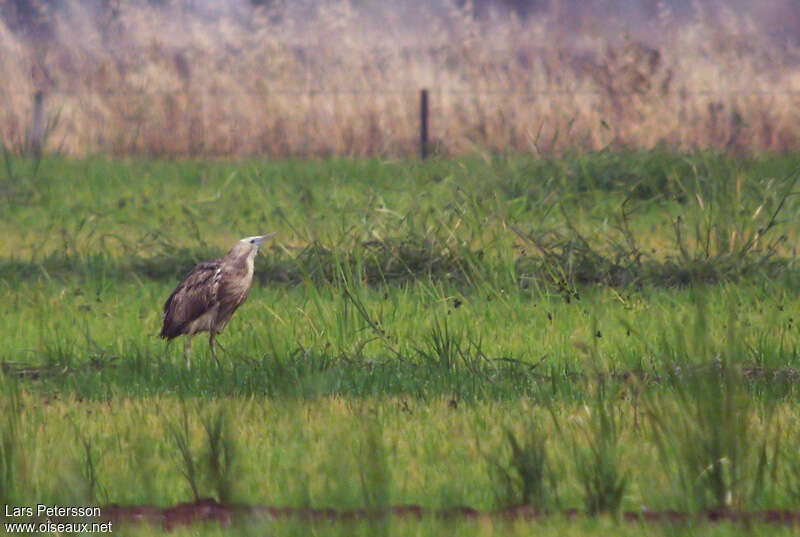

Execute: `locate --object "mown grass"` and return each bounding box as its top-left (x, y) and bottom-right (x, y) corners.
top-left (1, 152), bottom-right (800, 535)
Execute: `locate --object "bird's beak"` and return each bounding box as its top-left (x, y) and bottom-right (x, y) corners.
top-left (254, 232), bottom-right (278, 246)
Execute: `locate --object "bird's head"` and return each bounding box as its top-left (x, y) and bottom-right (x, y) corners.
top-left (241, 232), bottom-right (277, 249)
top-left (228, 232), bottom-right (277, 260)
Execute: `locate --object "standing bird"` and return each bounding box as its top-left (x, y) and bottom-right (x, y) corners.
top-left (160, 233), bottom-right (277, 365)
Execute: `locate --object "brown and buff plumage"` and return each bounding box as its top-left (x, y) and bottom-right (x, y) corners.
top-left (160, 233), bottom-right (276, 365)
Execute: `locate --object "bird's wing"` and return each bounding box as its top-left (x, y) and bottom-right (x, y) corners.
top-left (160, 260), bottom-right (222, 339)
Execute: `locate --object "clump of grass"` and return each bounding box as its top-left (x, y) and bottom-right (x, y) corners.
top-left (262, 234), bottom-right (476, 286)
top-left (566, 382), bottom-right (628, 516)
top-left (417, 318), bottom-right (464, 373)
top-left (79, 435), bottom-right (102, 504)
top-left (0, 378), bottom-right (23, 507)
top-left (489, 423), bottom-right (557, 509)
top-left (0, 100), bottom-right (61, 178)
top-left (648, 363), bottom-right (777, 512)
top-left (513, 221), bottom-right (638, 289)
top-left (645, 294), bottom-right (779, 512)
top-left (358, 421), bottom-right (392, 536)
top-left (168, 404), bottom-right (241, 504)
top-left (56, 431), bottom-right (107, 508)
top-left (202, 408), bottom-right (240, 505)
top-left (358, 421), bottom-right (391, 510)
top-left (781, 430), bottom-right (800, 505)
top-left (169, 405), bottom-right (201, 501)
top-left (513, 167), bottom-right (799, 290)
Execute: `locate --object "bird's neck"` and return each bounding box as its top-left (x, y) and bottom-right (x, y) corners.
top-left (225, 249), bottom-right (257, 281)
top-left (244, 250), bottom-right (256, 279)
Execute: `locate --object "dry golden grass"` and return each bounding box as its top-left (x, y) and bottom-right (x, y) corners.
top-left (1, 0), bottom-right (799, 157)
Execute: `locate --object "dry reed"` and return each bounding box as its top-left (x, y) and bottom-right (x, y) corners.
top-left (1, 0), bottom-right (799, 158)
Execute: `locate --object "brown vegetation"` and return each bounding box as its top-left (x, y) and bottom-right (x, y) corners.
top-left (1, 0), bottom-right (799, 157)
top-left (95, 498), bottom-right (800, 530)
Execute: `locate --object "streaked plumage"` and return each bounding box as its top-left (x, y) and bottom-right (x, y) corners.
top-left (160, 233), bottom-right (276, 364)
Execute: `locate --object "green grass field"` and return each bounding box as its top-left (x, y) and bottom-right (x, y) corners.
top-left (1, 152), bottom-right (800, 535)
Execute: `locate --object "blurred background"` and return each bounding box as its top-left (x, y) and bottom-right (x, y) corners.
top-left (1, 0), bottom-right (799, 157)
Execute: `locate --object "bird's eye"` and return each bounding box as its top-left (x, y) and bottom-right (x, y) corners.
top-left (250, 239), bottom-right (255, 244)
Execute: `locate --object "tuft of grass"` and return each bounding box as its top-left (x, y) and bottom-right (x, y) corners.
top-left (169, 404), bottom-right (201, 502)
top-left (168, 403), bottom-right (241, 504)
top-left (0, 378), bottom-right (23, 507)
top-left (358, 420), bottom-right (392, 537)
top-left (513, 166), bottom-right (799, 290)
top-left (79, 435), bottom-right (102, 504)
top-left (645, 294), bottom-right (779, 512)
top-left (566, 382), bottom-right (628, 516)
top-left (202, 407), bottom-right (240, 505)
top-left (418, 318), bottom-right (464, 374)
top-left (489, 423), bottom-right (557, 509)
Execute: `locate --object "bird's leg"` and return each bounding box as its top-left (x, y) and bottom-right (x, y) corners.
top-left (209, 331), bottom-right (220, 367)
top-left (184, 336), bottom-right (193, 368)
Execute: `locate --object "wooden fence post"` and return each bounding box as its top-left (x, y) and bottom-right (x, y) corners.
top-left (30, 90), bottom-right (44, 157)
top-left (420, 88), bottom-right (429, 159)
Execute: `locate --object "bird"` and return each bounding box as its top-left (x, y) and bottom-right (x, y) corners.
top-left (160, 233), bottom-right (277, 365)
